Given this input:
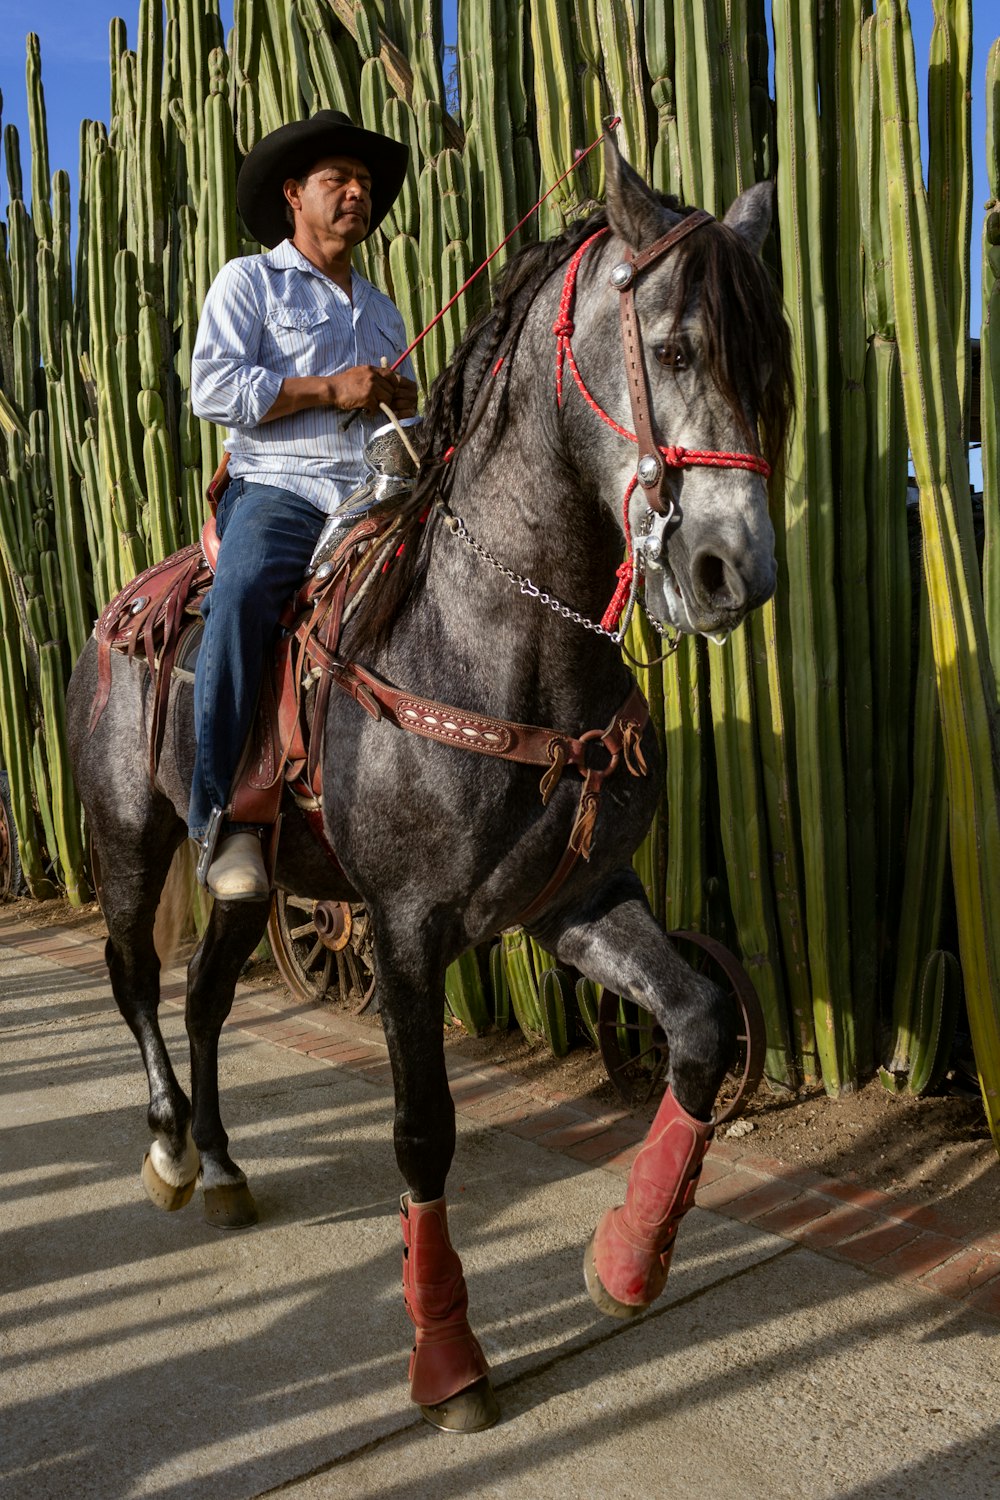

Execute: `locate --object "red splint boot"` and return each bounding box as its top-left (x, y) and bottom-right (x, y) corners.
top-left (400, 1194), bottom-right (491, 1411)
top-left (585, 1087), bottom-right (713, 1318)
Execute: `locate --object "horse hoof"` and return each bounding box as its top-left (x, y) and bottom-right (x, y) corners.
top-left (583, 1233), bottom-right (645, 1321)
top-left (418, 1376), bottom-right (500, 1433)
top-left (141, 1152), bottom-right (197, 1212)
top-left (203, 1181), bottom-right (259, 1230)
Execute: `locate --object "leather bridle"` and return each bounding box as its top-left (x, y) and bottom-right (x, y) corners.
top-left (553, 212), bottom-right (772, 584)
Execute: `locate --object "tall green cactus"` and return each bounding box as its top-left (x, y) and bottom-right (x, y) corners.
top-left (982, 41), bottom-right (1000, 683)
top-left (772, 0), bottom-right (854, 1093)
top-left (877, 0), bottom-right (1000, 1148)
top-left (820, 0), bottom-right (876, 1076)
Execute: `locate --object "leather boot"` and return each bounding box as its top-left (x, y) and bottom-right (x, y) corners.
top-left (206, 832), bottom-right (269, 902)
top-left (588, 1087), bottom-right (713, 1314)
top-left (400, 1194), bottom-right (490, 1408)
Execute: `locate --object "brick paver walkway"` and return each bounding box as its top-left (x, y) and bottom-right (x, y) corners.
top-left (4, 909), bottom-right (998, 1321)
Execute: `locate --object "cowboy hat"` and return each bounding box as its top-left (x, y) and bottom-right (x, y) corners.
top-left (237, 110), bottom-right (409, 249)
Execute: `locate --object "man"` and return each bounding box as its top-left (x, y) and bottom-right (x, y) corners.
top-left (189, 110), bottom-right (418, 901)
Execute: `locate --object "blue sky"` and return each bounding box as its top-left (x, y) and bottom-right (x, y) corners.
top-left (0, 1), bottom-right (992, 337)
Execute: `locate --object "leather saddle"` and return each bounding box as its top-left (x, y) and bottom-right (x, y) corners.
top-left (89, 503), bottom-right (406, 836)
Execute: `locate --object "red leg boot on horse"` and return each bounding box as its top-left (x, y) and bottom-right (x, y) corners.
top-left (584, 1087), bottom-right (713, 1318)
top-left (400, 1195), bottom-right (499, 1432)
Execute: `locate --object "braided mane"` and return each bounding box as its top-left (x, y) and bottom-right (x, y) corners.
top-left (344, 195), bottom-right (792, 654)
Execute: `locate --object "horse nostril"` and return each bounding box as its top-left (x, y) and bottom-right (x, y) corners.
top-left (692, 551), bottom-right (744, 611)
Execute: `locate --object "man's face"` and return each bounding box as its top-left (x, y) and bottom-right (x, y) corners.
top-left (284, 155), bottom-right (373, 246)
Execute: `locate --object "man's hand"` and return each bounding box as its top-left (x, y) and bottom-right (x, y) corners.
top-left (388, 373), bottom-right (418, 419)
top-left (261, 366), bottom-right (419, 423)
top-left (329, 364), bottom-right (399, 413)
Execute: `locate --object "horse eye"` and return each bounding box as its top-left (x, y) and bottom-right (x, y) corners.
top-left (655, 342), bottom-right (687, 370)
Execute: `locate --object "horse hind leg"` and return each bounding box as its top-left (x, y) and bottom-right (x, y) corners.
top-left (96, 819), bottom-right (199, 1211)
top-left (534, 869), bottom-right (736, 1320)
top-left (185, 896), bottom-right (271, 1229)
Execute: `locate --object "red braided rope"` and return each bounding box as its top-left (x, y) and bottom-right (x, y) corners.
top-left (600, 476), bottom-right (639, 631)
top-left (554, 233), bottom-right (772, 480)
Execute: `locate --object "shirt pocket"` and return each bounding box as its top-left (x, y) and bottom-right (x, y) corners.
top-left (363, 304), bottom-right (405, 367)
top-left (262, 305), bottom-right (331, 370)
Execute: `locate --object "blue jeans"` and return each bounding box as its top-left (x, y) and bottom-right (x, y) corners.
top-left (189, 479), bottom-right (327, 843)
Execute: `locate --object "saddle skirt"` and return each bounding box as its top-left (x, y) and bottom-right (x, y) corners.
top-left (89, 508), bottom-right (408, 832)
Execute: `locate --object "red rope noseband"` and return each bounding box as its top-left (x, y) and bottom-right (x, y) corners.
top-left (553, 232), bottom-right (772, 631)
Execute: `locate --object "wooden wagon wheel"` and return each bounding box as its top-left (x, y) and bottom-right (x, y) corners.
top-left (597, 930), bottom-right (766, 1124)
top-left (268, 894), bottom-right (377, 1013)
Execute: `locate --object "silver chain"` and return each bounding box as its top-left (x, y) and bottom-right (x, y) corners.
top-left (440, 505), bottom-right (679, 657)
top-left (441, 510), bottom-right (628, 642)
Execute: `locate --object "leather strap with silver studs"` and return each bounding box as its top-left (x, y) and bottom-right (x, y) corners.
top-left (611, 209), bottom-right (713, 520)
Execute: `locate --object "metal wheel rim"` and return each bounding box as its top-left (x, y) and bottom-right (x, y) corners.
top-left (596, 929), bottom-right (766, 1123)
top-left (268, 894), bottom-right (376, 1011)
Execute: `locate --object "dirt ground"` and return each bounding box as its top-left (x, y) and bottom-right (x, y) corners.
top-left (7, 892), bottom-right (997, 1239)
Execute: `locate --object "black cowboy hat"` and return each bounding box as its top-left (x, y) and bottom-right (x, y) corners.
top-left (236, 110), bottom-right (409, 250)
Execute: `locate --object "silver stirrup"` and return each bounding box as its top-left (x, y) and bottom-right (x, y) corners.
top-left (195, 805), bottom-right (226, 887)
top-left (308, 416), bottom-right (423, 575)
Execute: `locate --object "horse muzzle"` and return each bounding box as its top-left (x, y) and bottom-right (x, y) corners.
top-left (638, 522), bottom-right (777, 641)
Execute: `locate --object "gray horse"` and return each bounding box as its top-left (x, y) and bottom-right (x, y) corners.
top-left (67, 139), bottom-right (792, 1431)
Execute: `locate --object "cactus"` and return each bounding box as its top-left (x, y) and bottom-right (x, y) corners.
top-left (772, 0), bottom-right (854, 1093)
top-left (661, 637), bottom-right (702, 933)
top-left (488, 942), bottom-right (510, 1032)
top-left (444, 948), bottom-right (491, 1035)
top-left (501, 927), bottom-right (545, 1043)
top-left (0, 552), bottom-right (51, 896)
top-left (906, 950), bottom-right (962, 1097)
top-left (25, 34), bottom-right (52, 246)
top-left (877, 0), bottom-right (1000, 1148)
top-left (985, 42), bottom-right (1000, 682)
top-left (574, 976), bottom-right (601, 1050)
top-left (528, 0), bottom-right (581, 239)
top-left (539, 968), bottom-right (574, 1058)
top-left (859, 18), bottom-right (913, 1019)
top-left (643, 1), bottom-right (682, 197)
top-left (674, 0), bottom-right (723, 209)
top-left (927, 0), bottom-right (973, 437)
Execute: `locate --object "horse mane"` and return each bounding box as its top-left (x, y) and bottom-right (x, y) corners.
top-left (343, 194), bottom-right (793, 655)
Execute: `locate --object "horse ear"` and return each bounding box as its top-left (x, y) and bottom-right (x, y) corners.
top-left (603, 133), bottom-right (680, 251)
top-left (722, 181), bottom-right (773, 257)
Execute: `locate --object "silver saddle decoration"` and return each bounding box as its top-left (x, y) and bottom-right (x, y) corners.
top-left (308, 416), bottom-right (423, 575)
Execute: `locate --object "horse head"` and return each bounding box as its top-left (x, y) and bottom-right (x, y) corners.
top-left (576, 138), bottom-right (793, 641)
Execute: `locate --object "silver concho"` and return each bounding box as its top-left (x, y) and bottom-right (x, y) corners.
top-left (637, 454), bottom-right (661, 486)
top-left (609, 261), bottom-right (634, 289)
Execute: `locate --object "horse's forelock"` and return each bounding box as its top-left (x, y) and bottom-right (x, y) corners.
top-left (666, 221), bottom-right (794, 474)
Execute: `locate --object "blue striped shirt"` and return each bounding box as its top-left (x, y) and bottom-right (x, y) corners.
top-left (190, 239), bottom-right (415, 514)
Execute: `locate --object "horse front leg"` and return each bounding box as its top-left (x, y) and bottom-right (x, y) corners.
top-left (185, 896), bottom-right (271, 1228)
top-left (534, 869), bottom-right (737, 1320)
top-left (373, 917), bottom-right (500, 1434)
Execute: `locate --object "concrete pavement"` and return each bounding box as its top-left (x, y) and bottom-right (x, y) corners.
top-left (2, 910), bottom-right (999, 1500)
